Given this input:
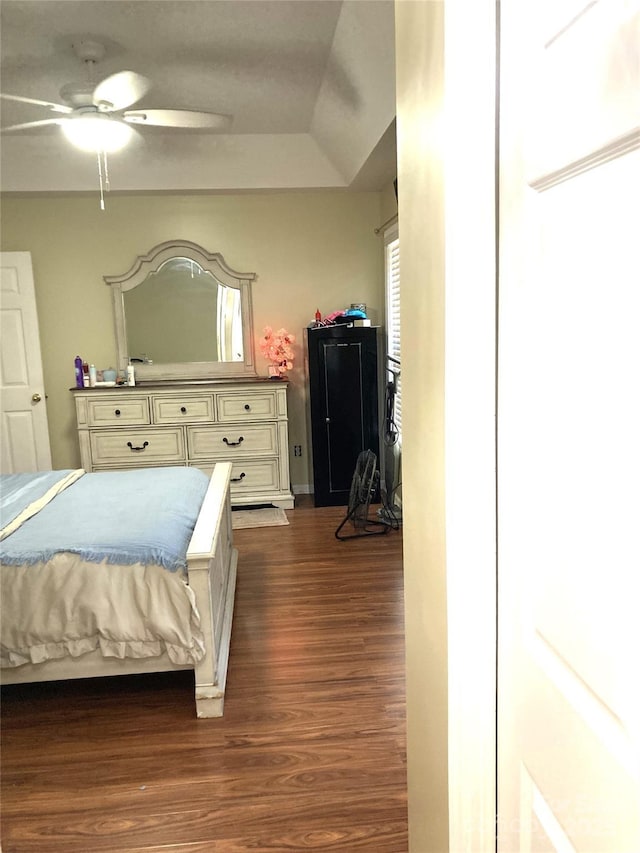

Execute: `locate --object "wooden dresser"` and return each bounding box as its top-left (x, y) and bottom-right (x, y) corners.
top-left (72, 379), bottom-right (294, 509)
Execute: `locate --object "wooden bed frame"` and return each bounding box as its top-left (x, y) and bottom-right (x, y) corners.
top-left (0, 462), bottom-right (238, 718)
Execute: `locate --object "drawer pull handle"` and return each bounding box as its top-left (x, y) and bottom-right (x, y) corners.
top-left (231, 472), bottom-right (246, 483)
top-left (127, 441), bottom-right (149, 452)
top-left (223, 436), bottom-right (244, 447)
top-left (180, 406), bottom-right (187, 414)
top-left (244, 404), bottom-right (251, 411)
top-left (115, 409), bottom-right (121, 416)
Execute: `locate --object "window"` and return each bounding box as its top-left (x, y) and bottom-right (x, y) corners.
top-left (384, 223), bottom-right (402, 443)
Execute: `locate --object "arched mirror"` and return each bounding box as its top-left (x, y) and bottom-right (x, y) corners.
top-left (105, 240), bottom-right (257, 382)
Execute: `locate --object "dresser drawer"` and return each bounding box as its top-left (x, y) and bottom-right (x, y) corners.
top-left (195, 459), bottom-right (280, 495)
top-left (87, 397), bottom-right (150, 427)
top-left (229, 459), bottom-right (280, 494)
top-left (188, 423), bottom-right (278, 460)
top-left (216, 391), bottom-right (277, 422)
top-left (152, 395), bottom-right (214, 424)
top-left (90, 427), bottom-right (185, 465)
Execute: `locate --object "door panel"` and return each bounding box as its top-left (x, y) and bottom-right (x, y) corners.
top-left (498, 1), bottom-right (640, 850)
top-left (324, 341), bottom-right (366, 494)
top-left (0, 252), bottom-right (52, 472)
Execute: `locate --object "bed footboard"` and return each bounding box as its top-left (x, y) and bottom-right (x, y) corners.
top-left (186, 462), bottom-right (237, 717)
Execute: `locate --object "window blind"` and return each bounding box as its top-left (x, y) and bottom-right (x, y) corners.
top-left (384, 227), bottom-right (402, 441)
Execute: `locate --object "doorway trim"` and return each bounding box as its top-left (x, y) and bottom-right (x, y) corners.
top-left (444, 0), bottom-right (498, 850)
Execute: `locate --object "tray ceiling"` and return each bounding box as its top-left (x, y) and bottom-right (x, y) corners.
top-left (0, 0), bottom-right (396, 194)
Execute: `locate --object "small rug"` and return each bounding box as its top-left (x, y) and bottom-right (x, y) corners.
top-left (231, 507), bottom-right (289, 530)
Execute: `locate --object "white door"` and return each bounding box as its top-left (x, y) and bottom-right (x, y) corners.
top-left (0, 251), bottom-right (52, 472)
top-left (497, 1), bottom-right (640, 851)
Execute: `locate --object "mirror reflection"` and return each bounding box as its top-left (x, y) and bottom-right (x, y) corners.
top-left (123, 258), bottom-right (244, 364)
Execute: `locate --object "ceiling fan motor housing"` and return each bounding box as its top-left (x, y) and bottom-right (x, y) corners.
top-left (59, 82), bottom-right (95, 108)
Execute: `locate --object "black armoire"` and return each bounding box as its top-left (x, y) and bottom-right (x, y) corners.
top-left (306, 325), bottom-right (380, 506)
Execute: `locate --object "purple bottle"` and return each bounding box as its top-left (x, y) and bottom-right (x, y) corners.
top-left (74, 355), bottom-right (84, 389)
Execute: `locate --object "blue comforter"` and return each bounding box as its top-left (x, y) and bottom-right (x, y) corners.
top-left (0, 469), bottom-right (81, 533)
top-left (0, 467), bottom-right (210, 572)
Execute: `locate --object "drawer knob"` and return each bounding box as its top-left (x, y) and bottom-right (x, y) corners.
top-left (115, 409), bottom-right (121, 416)
top-left (127, 441), bottom-right (149, 452)
top-left (180, 406), bottom-right (187, 414)
top-left (244, 404), bottom-right (251, 411)
top-left (223, 436), bottom-right (244, 447)
top-left (231, 472), bottom-right (246, 483)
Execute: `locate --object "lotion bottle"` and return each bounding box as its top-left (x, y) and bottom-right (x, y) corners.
top-left (126, 362), bottom-right (136, 386)
top-left (89, 364), bottom-right (97, 387)
top-left (74, 355), bottom-right (83, 388)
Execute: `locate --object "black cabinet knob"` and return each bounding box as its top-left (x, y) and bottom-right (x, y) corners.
top-left (115, 409), bottom-right (121, 416)
top-left (180, 406), bottom-right (187, 414)
top-left (244, 404), bottom-right (251, 411)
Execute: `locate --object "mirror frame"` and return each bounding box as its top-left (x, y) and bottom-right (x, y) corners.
top-left (104, 240), bottom-right (257, 382)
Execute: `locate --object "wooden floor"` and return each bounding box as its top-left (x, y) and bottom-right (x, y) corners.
top-left (0, 498), bottom-right (407, 853)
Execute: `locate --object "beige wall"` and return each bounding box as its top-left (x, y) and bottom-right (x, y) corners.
top-left (0, 191), bottom-right (387, 487)
top-left (379, 178), bottom-right (399, 226)
top-left (396, 1), bottom-right (449, 851)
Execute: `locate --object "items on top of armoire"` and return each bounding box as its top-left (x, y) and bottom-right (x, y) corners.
top-left (308, 304), bottom-right (371, 329)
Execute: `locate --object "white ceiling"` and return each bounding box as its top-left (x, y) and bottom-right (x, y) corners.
top-left (0, 0), bottom-right (397, 194)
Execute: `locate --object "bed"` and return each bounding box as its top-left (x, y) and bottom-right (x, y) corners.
top-left (0, 462), bottom-right (237, 718)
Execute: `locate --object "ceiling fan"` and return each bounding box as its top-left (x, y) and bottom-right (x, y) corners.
top-left (0, 39), bottom-right (232, 154)
top-left (1, 40), bottom-right (232, 208)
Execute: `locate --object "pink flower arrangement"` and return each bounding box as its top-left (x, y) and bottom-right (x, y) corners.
top-left (259, 326), bottom-right (296, 376)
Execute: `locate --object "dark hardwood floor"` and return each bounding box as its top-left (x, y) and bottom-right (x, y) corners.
top-left (0, 497), bottom-right (407, 852)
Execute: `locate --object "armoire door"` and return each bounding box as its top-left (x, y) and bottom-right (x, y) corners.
top-left (307, 326), bottom-right (379, 507)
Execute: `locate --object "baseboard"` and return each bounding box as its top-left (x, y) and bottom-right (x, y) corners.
top-left (292, 484), bottom-right (313, 495)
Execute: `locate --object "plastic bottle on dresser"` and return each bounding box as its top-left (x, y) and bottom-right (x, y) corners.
top-left (89, 364), bottom-right (97, 387)
top-left (74, 355), bottom-right (83, 388)
top-left (82, 362), bottom-right (90, 387)
top-left (126, 362), bottom-right (136, 386)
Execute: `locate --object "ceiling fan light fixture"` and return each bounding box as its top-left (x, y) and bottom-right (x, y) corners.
top-left (61, 113), bottom-right (133, 153)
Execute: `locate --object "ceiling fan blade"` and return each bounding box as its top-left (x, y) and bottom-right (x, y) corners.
top-left (0, 92), bottom-right (72, 114)
top-left (93, 71), bottom-right (151, 112)
top-left (123, 109), bottom-right (232, 129)
top-left (1, 118), bottom-right (63, 133)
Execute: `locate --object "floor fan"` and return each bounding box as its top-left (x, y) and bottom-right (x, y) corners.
top-left (335, 450), bottom-right (389, 540)
top-left (377, 364), bottom-right (402, 529)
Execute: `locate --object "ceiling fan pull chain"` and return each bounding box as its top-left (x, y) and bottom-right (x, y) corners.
top-left (103, 150), bottom-right (111, 192)
top-left (96, 151), bottom-right (106, 211)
